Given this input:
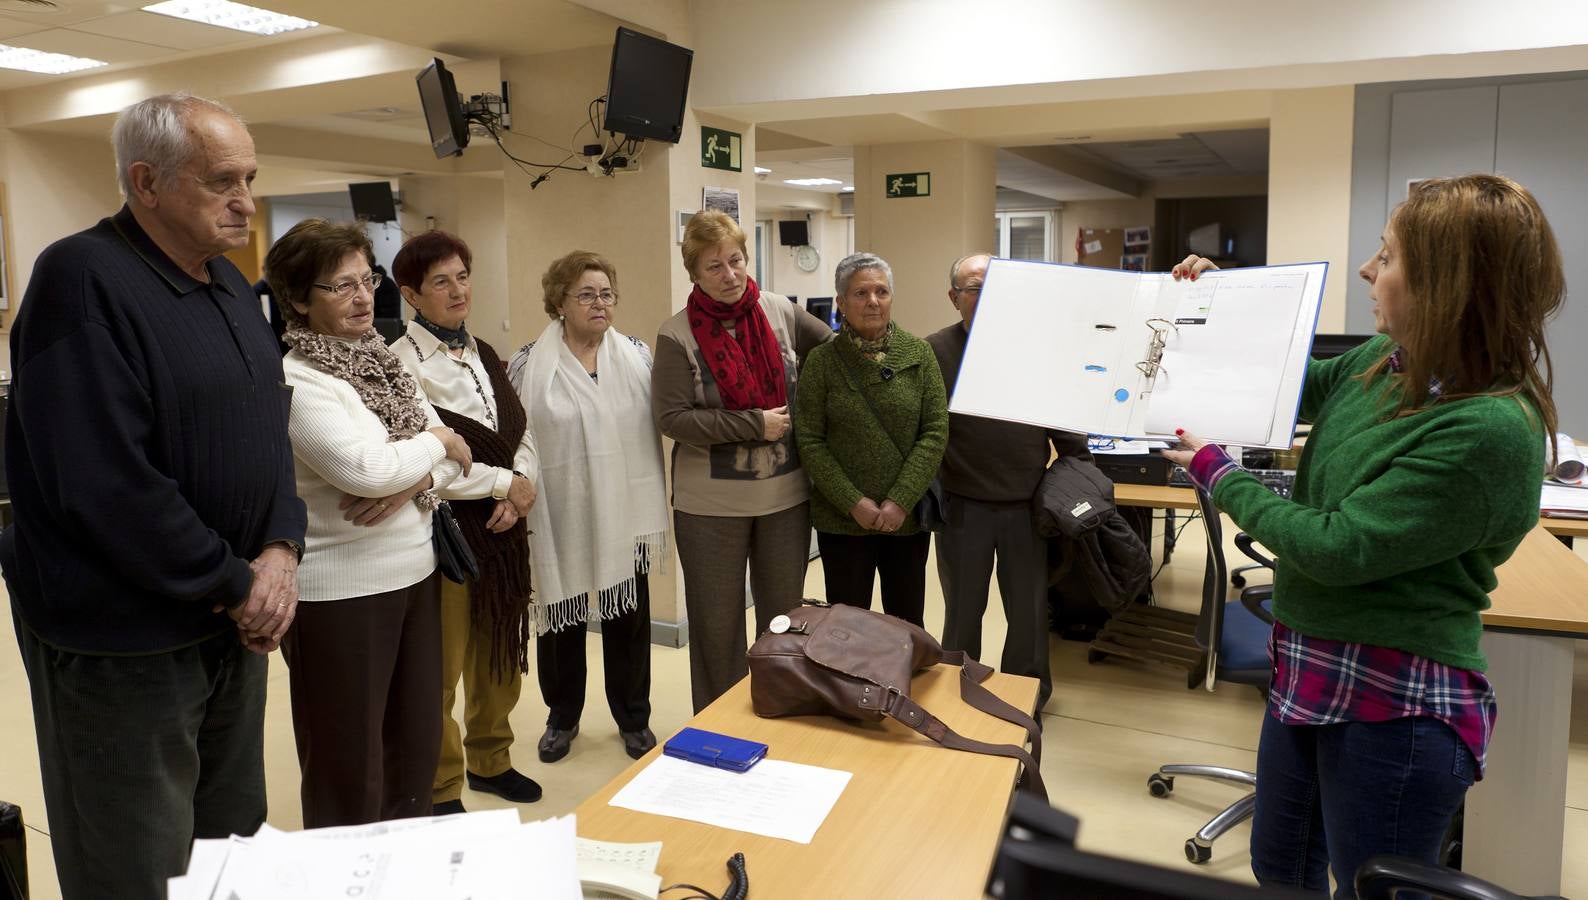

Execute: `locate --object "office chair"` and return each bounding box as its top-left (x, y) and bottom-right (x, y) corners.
top-left (1146, 485), bottom-right (1275, 864)
top-left (1353, 854), bottom-right (1560, 900)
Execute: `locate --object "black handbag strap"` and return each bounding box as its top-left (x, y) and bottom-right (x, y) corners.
top-left (833, 340), bottom-right (913, 464)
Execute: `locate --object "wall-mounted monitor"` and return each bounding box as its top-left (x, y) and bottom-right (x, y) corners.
top-left (348, 182), bottom-right (397, 223)
top-left (416, 58), bottom-right (469, 159)
top-left (778, 219), bottom-right (809, 246)
top-left (602, 27), bottom-right (693, 143)
top-left (1187, 222), bottom-right (1222, 258)
top-left (806, 296), bottom-right (838, 331)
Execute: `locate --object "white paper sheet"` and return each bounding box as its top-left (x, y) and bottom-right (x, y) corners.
top-left (608, 755), bottom-right (852, 844)
top-left (1541, 483), bottom-right (1588, 518)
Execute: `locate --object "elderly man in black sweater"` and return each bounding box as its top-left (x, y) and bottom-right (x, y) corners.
top-left (1, 94), bottom-right (306, 900)
top-left (926, 253), bottom-right (1090, 715)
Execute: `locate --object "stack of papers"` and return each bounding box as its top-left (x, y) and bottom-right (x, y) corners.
top-left (168, 810), bottom-right (582, 900)
top-left (1541, 483), bottom-right (1588, 519)
top-left (609, 755), bottom-right (851, 844)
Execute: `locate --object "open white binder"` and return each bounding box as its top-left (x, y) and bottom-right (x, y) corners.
top-left (950, 258), bottom-right (1328, 449)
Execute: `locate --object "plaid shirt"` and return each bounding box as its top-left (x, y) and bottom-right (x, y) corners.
top-left (1268, 621), bottom-right (1496, 777)
top-left (1190, 347), bottom-right (1491, 775)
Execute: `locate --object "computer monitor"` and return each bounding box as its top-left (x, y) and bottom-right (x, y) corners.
top-left (778, 219), bottom-right (809, 246)
top-left (805, 296), bottom-right (838, 331)
top-left (989, 794), bottom-right (1312, 899)
top-left (416, 58), bottom-right (469, 159)
top-left (1311, 333), bottom-right (1375, 359)
top-left (348, 182), bottom-right (397, 223)
top-left (602, 27), bottom-right (693, 143)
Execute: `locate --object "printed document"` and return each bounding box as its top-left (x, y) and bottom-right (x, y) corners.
top-left (609, 755), bottom-right (851, 844)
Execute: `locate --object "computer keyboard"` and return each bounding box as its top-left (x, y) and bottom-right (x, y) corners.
top-left (1169, 466), bottom-right (1295, 498)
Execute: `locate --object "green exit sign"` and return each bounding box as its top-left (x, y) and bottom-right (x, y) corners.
top-left (700, 126), bottom-right (741, 172)
top-left (885, 172), bottom-right (930, 198)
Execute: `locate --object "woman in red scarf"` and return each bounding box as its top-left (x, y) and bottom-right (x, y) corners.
top-left (652, 211), bottom-right (834, 712)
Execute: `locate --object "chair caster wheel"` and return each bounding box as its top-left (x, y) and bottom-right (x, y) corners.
top-left (1231, 574), bottom-right (1247, 588)
top-left (1185, 839), bottom-right (1212, 864)
top-left (1147, 773), bottom-right (1174, 798)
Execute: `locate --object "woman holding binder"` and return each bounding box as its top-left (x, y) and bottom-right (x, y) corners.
top-left (795, 252), bottom-right (949, 627)
top-left (1164, 173), bottom-right (1561, 898)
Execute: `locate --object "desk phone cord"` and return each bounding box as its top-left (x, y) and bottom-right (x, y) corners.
top-left (661, 852), bottom-right (749, 900)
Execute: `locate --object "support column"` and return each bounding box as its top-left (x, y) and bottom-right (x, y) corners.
top-left (1268, 87), bottom-right (1354, 332)
top-left (852, 139), bottom-right (995, 338)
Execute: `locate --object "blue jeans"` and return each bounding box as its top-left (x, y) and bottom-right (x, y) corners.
top-left (1250, 709), bottom-right (1475, 898)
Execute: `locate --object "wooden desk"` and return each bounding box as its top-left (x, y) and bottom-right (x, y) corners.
top-left (1114, 481), bottom-right (1586, 539)
top-left (577, 669), bottom-right (1039, 899)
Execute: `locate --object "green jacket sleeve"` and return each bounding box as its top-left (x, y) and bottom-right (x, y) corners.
top-left (886, 352), bottom-right (949, 509)
top-left (794, 347), bottom-right (865, 514)
top-left (1299, 335), bottom-right (1390, 422)
top-left (1213, 413), bottom-right (1527, 587)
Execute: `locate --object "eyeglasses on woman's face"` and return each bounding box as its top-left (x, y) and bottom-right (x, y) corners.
top-left (566, 288), bottom-right (618, 307)
top-left (313, 271), bottom-right (382, 300)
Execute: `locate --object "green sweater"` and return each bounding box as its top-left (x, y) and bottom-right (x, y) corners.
top-left (1214, 335), bottom-right (1544, 671)
top-left (795, 328), bottom-right (948, 536)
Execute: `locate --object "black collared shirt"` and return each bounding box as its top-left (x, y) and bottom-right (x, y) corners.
top-left (1, 205), bottom-right (307, 653)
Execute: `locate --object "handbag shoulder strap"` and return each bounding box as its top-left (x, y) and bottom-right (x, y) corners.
top-left (874, 655), bottom-right (1048, 799)
top-left (833, 342), bottom-right (911, 463)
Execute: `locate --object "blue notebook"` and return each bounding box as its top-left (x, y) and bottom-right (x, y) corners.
top-left (662, 727), bottom-right (768, 772)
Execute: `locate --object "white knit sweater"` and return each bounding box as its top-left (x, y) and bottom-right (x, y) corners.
top-left (283, 351), bottom-right (462, 602)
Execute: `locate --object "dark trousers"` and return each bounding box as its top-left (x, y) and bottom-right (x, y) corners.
top-left (13, 607), bottom-right (266, 900)
top-left (537, 567), bottom-right (653, 732)
top-left (675, 504), bottom-right (810, 713)
top-left (935, 494), bottom-right (1052, 709)
top-left (280, 573), bottom-right (443, 829)
top-left (816, 530), bottom-right (931, 628)
top-left (1251, 710), bottom-right (1475, 899)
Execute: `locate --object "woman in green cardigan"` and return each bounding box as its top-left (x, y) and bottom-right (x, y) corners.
top-left (795, 252), bottom-right (948, 626)
top-left (1165, 173), bottom-right (1562, 897)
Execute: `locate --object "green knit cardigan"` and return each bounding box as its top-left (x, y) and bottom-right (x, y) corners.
top-left (1214, 335), bottom-right (1545, 671)
top-left (794, 327), bottom-right (948, 536)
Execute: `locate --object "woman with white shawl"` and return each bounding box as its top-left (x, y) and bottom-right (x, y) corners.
top-left (508, 250), bottom-right (669, 763)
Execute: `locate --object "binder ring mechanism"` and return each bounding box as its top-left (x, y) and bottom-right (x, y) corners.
top-left (1135, 318), bottom-right (1178, 390)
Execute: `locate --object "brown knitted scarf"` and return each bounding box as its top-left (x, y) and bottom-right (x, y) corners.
top-left (284, 325), bottom-right (438, 511)
top-left (425, 338), bottom-right (534, 680)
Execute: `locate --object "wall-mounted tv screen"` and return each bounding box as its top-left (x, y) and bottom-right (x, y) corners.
top-left (417, 58), bottom-right (469, 159)
top-left (778, 219), bottom-right (809, 246)
top-left (602, 27), bottom-right (693, 143)
top-left (348, 182), bottom-right (397, 223)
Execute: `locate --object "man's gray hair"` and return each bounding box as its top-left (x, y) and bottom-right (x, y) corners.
top-left (835, 252), bottom-right (894, 296)
top-left (112, 93), bottom-right (244, 200)
top-left (948, 252), bottom-right (993, 289)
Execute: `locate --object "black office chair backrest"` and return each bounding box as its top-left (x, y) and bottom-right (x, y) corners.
top-left (1192, 485), bottom-right (1228, 691)
top-left (1354, 854), bottom-right (1549, 900)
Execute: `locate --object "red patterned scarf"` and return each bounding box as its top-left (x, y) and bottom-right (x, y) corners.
top-left (686, 277), bottom-right (787, 411)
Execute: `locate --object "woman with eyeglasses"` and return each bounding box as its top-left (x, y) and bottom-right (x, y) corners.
top-left (265, 219), bottom-right (473, 827)
top-left (507, 250), bottom-right (669, 762)
top-left (653, 210), bottom-right (834, 712)
top-left (389, 230), bottom-right (543, 816)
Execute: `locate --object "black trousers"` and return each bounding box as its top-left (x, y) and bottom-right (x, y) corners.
top-left (13, 606), bottom-right (266, 900)
top-left (280, 573), bottom-right (443, 829)
top-left (816, 530), bottom-right (932, 627)
top-left (536, 567), bottom-right (652, 732)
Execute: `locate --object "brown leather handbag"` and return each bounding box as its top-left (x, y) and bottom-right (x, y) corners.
top-left (747, 602), bottom-right (1046, 798)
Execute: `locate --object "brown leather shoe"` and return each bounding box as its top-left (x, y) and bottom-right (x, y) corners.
top-left (620, 727), bottom-right (657, 760)
top-left (538, 724), bottom-right (579, 763)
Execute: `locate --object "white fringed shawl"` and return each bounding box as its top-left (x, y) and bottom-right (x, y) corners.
top-left (511, 321), bottom-right (669, 633)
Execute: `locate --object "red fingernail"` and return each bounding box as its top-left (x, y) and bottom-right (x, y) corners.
top-left (1175, 428), bottom-right (1185, 436)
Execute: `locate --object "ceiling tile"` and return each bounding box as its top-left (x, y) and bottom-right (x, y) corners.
top-left (68, 10), bottom-right (255, 50)
top-left (0, 13), bottom-right (48, 38)
top-left (0, 2), bottom-right (136, 28)
top-left (15, 26), bottom-right (170, 62)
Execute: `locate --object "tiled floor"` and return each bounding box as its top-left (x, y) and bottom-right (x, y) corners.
top-left (4, 514), bottom-right (1586, 898)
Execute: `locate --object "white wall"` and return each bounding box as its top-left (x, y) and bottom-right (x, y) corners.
top-left (396, 175), bottom-right (510, 343)
top-left (1268, 87), bottom-right (1355, 332)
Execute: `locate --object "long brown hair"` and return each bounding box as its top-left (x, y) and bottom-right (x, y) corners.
top-left (1371, 173), bottom-right (1562, 443)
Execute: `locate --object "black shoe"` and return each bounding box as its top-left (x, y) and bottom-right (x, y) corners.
top-left (432, 798), bottom-right (466, 816)
top-left (537, 724), bottom-right (579, 763)
top-left (466, 767), bottom-right (543, 803)
top-left (620, 727), bottom-right (657, 760)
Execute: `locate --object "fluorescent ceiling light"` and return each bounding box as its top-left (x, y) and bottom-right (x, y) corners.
top-left (142, 0), bottom-right (318, 35)
top-left (0, 44), bottom-right (108, 74)
top-left (784, 177), bottom-right (843, 187)
top-left (753, 166), bottom-right (771, 174)
top-left (842, 185), bottom-right (854, 191)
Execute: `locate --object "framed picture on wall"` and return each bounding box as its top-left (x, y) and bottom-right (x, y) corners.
top-left (677, 209), bottom-right (697, 244)
top-left (702, 186), bottom-right (740, 224)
